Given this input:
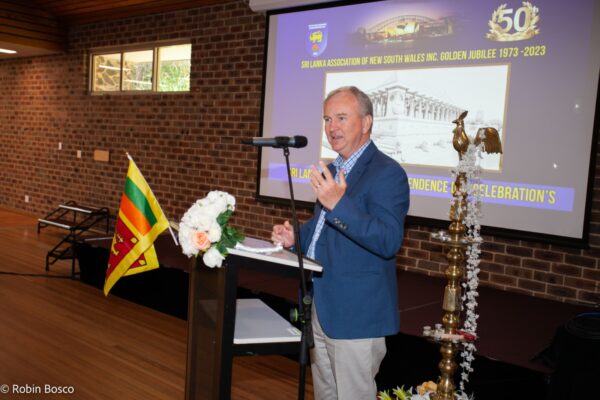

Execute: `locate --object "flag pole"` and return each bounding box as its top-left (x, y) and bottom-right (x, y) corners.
top-left (126, 152), bottom-right (179, 246)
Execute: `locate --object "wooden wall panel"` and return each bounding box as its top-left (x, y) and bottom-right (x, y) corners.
top-left (0, 0), bottom-right (223, 57)
top-left (0, 0), bottom-right (65, 53)
top-left (34, 0), bottom-right (224, 25)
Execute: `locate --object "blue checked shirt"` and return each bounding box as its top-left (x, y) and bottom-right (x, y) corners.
top-left (306, 140), bottom-right (372, 259)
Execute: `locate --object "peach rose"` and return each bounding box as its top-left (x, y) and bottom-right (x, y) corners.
top-left (192, 231), bottom-right (211, 251)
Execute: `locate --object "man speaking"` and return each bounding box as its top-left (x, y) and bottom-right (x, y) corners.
top-left (272, 86), bottom-right (410, 400)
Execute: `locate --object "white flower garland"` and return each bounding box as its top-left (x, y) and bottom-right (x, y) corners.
top-left (382, 144), bottom-right (484, 400)
top-left (450, 143), bottom-right (484, 394)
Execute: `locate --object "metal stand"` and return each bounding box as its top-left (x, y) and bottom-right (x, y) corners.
top-left (281, 146), bottom-right (313, 400)
top-left (429, 111), bottom-right (501, 399)
top-left (431, 172), bottom-right (468, 400)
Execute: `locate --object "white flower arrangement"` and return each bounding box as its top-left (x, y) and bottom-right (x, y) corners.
top-left (378, 382), bottom-right (474, 400)
top-left (179, 191), bottom-right (244, 268)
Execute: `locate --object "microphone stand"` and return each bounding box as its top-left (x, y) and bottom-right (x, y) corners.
top-left (281, 146), bottom-right (313, 400)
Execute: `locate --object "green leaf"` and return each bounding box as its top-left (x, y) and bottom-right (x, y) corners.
top-left (223, 225), bottom-right (236, 236)
top-left (377, 390), bottom-right (393, 400)
top-left (234, 231), bottom-right (245, 242)
top-left (220, 236), bottom-right (236, 249)
top-left (392, 386), bottom-right (410, 400)
top-left (216, 242), bottom-right (228, 255)
top-left (217, 210), bottom-right (232, 225)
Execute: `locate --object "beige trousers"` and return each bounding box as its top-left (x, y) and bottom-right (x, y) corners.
top-left (310, 306), bottom-right (387, 400)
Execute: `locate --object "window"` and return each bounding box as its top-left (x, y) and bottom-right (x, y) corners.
top-left (122, 50), bottom-right (153, 91)
top-left (158, 44), bottom-right (191, 92)
top-left (92, 53), bottom-right (121, 91)
top-left (91, 42), bottom-right (191, 93)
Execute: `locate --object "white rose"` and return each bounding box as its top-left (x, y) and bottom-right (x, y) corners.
top-left (203, 246), bottom-right (225, 268)
top-left (226, 193), bottom-right (236, 211)
top-left (212, 196), bottom-right (228, 214)
top-left (200, 203), bottom-right (221, 220)
top-left (180, 203), bottom-right (199, 224)
top-left (190, 212), bottom-right (211, 231)
top-left (206, 191), bottom-right (225, 202)
top-left (197, 197), bottom-right (211, 208)
top-left (206, 191), bottom-right (218, 201)
top-left (178, 225), bottom-right (199, 257)
top-left (207, 221), bottom-right (222, 242)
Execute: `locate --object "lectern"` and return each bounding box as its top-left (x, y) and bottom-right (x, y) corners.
top-left (185, 237), bottom-right (322, 400)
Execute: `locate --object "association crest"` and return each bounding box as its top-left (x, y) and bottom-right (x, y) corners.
top-left (307, 23), bottom-right (328, 57)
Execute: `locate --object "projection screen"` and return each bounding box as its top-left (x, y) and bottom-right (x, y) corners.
top-left (256, 0), bottom-right (600, 244)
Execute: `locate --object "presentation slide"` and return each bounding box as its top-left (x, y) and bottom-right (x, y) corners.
top-left (258, 0), bottom-right (600, 242)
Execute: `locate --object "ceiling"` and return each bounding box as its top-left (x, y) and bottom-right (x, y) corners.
top-left (0, 0), bottom-right (225, 59)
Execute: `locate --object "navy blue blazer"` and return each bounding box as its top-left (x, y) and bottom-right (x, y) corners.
top-left (299, 142), bottom-right (410, 339)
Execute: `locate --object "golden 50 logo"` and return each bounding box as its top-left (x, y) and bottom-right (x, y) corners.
top-left (487, 1), bottom-right (540, 41)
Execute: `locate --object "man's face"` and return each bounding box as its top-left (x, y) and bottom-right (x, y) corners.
top-left (323, 92), bottom-right (372, 160)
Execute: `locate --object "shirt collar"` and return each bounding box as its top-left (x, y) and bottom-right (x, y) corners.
top-left (333, 139), bottom-right (372, 176)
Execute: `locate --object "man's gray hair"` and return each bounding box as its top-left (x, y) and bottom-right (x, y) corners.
top-left (324, 86), bottom-right (373, 119)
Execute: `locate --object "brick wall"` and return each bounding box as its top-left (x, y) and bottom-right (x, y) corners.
top-left (0, 0), bottom-right (598, 306)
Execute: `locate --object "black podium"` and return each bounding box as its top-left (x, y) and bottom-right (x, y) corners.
top-left (184, 238), bottom-right (321, 400)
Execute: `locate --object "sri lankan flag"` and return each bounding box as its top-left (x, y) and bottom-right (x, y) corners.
top-left (104, 158), bottom-right (169, 295)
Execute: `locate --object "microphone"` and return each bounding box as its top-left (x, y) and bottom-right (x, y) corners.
top-left (242, 136), bottom-right (308, 148)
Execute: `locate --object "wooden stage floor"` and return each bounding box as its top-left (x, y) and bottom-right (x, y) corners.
top-left (0, 209), bottom-right (312, 400)
top-left (0, 208), bottom-right (593, 399)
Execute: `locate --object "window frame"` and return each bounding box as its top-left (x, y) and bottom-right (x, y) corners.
top-left (89, 39), bottom-right (191, 94)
